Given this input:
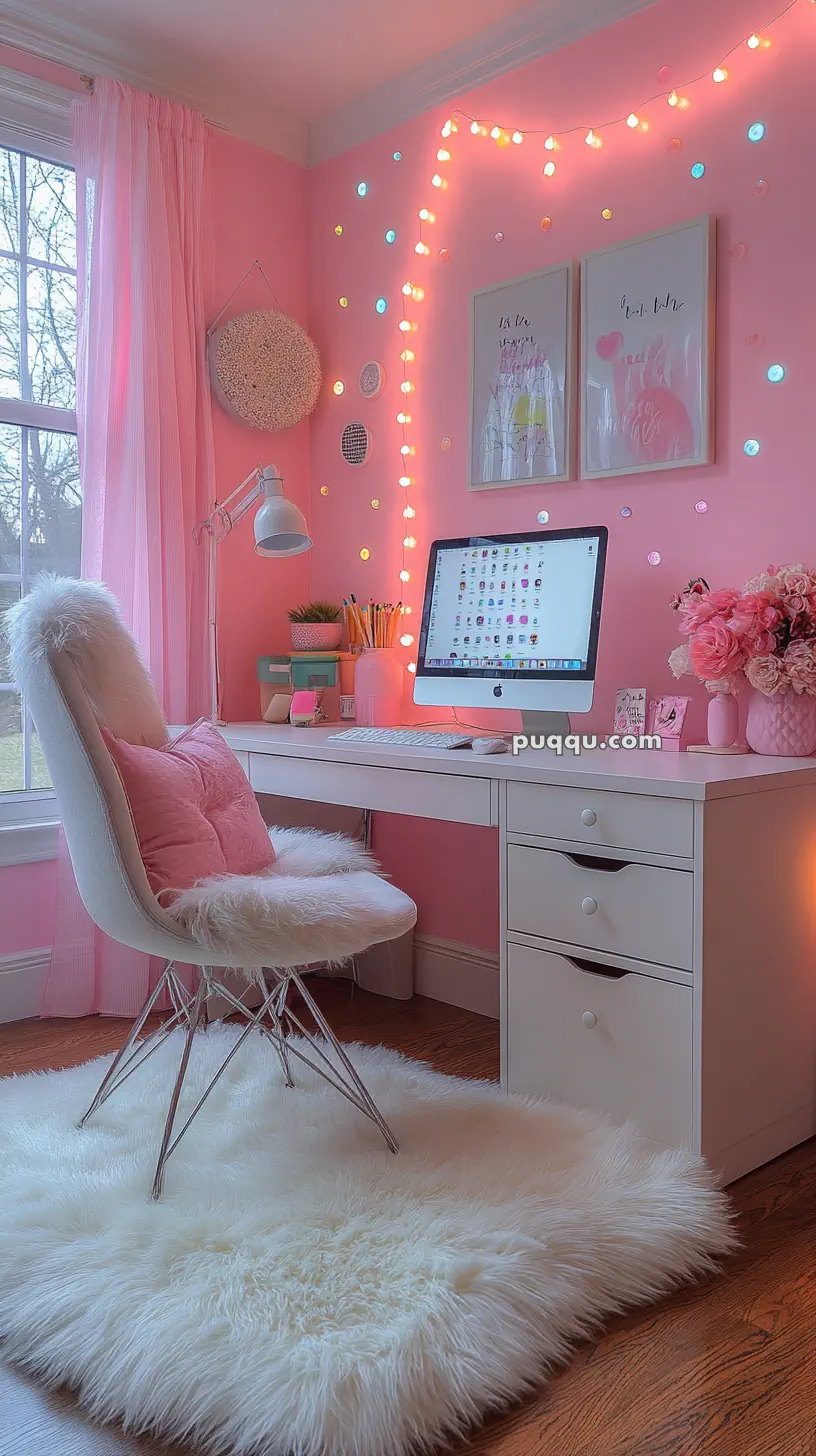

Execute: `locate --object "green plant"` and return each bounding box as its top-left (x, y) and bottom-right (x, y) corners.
top-left (286, 600), bottom-right (342, 624)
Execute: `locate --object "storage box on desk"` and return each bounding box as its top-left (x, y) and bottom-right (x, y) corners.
top-left (257, 656), bottom-right (291, 719)
top-left (289, 651), bottom-right (344, 722)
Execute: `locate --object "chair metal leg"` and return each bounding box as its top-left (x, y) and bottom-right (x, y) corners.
top-left (151, 973), bottom-right (209, 1201)
top-left (79, 962), bottom-right (176, 1127)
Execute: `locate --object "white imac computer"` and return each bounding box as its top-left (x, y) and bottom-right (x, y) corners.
top-left (413, 526), bottom-right (607, 720)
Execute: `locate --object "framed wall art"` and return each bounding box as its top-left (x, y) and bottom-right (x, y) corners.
top-left (580, 215), bottom-right (715, 479)
top-left (469, 261), bottom-right (576, 491)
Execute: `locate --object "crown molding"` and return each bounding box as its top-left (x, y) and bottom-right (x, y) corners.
top-left (309, 0), bottom-right (658, 165)
top-left (0, 4), bottom-right (310, 165)
top-left (0, 61), bottom-right (72, 160)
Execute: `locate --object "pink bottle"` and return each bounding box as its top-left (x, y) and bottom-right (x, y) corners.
top-left (707, 691), bottom-right (739, 748)
top-left (353, 648), bottom-right (404, 726)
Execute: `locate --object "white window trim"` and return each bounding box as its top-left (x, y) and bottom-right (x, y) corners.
top-left (0, 80), bottom-right (75, 862)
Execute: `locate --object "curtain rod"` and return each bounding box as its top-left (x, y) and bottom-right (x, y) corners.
top-left (77, 71), bottom-right (227, 130)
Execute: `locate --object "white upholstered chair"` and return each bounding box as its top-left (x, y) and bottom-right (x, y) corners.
top-left (5, 577), bottom-right (417, 1198)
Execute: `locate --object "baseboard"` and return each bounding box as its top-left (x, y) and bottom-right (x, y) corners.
top-left (0, 948), bottom-right (50, 1023)
top-left (413, 935), bottom-right (499, 1020)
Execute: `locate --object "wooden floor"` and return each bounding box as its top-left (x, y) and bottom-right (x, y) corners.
top-left (1, 981), bottom-right (816, 1456)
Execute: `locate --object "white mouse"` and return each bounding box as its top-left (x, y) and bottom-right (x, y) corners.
top-left (471, 737), bottom-right (508, 755)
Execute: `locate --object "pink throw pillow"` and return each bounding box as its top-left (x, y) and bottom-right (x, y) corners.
top-left (103, 719), bottom-right (274, 898)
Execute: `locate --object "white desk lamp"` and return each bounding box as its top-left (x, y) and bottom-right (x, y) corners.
top-left (195, 463), bottom-right (312, 721)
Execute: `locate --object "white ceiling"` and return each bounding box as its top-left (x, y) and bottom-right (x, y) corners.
top-left (0, 0), bottom-right (657, 165)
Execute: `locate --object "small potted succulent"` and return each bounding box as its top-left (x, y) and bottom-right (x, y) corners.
top-left (287, 601), bottom-right (343, 652)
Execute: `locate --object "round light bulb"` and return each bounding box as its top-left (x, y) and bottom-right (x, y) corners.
top-left (441, 120), bottom-right (452, 137)
top-left (668, 90), bottom-right (679, 106)
top-left (470, 121), bottom-right (480, 135)
top-left (400, 444), bottom-right (412, 456)
top-left (512, 131), bottom-right (523, 144)
top-left (403, 536), bottom-right (417, 549)
top-left (400, 349), bottom-right (415, 362)
top-left (407, 662), bottom-right (416, 674)
top-left (396, 411), bottom-right (411, 424)
top-left (402, 282), bottom-right (412, 295)
top-left (747, 34), bottom-right (760, 49)
top-left (399, 570), bottom-right (411, 583)
top-left (401, 605), bottom-right (412, 615)
top-left (544, 135), bottom-right (557, 150)
top-left (543, 161), bottom-right (556, 177)
top-left (332, 380), bottom-right (344, 395)
top-left (712, 67), bottom-right (728, 83)
top-left (400, 633), bottom-right (414, 647)
top-left (585, 129), bottom-right (597, 146)
top-left (398, 475), bottom-right (412, 487)
top-left (436, 148), bottom-right (450, 162)
top-left (626, 112), bottom-right (639, 128)
top-left (400, 380), bottom-right (413, 394)
top-left (398, 319), bottom-right (412, 332)
top-left (490, 126), bottom-right (501, 139)
top-left (402, 506), bottom-right (416, 518)
top-left (414, 242), bottom-right (430, 255)
top-left (431, 174), bottom-right (443, 188)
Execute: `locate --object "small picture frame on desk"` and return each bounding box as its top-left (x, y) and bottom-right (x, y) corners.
top-left (613, 687), bottom-right (647, 736)
top-left (648, 694), bottom-right (690, 751)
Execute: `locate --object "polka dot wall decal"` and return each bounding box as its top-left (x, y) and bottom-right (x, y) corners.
top-left (356, 182), bottom-right (368, 197)
top-left (384, 229), bottom-right (396, 244)
top-left (494, 231), bottom-right (505, 242)
top-left (360, 547), bottom-right (370, 560)
top-left (338, 296), bottom-right (348, 308)
top-left (667, 137), bottom-right (682, 152)
top-left (620, 506), bottom-right (632, 517)
top-left (602, 208), bottom-right (613, 220)
top-left (540, 216), bottom-right (552, 232)
top-left (440, 437), bottom-right (451, 450)
top-left (334, 225), bottom-right (343, 236)
top-left (370, 498), bottom-right (380, 509)
top-left (320, 485), bottom-right (329, 496)
top-left (754, 178), bottom-right (770, 196)
top-left (658, 65), bottom-right (672, 83)
top-left (691, 162), bottom-right (706, 179)
top-left (695, 500), bottom-right (709, 513)
top-left (438, 248), bottom-right (451, 261)
top-left (729, 242), bottom-right (748, 259)
top-left (745, 332), bottom-right (763, 348)
top-left (648, 551), bottom-right (662, 565)
top-left (537, 510), bottom-right (549, 524)
top-left (747, 122), bottom-right (766, 143)
top-left (767, 364), bottom-right (786, 382)
top-left (375, 297), bottom-right (387, 314)
top-left (393, 151), bottom-right (402, 161)
top-left (744, 438), bottom-right (761, 456)
top-left (332, 380), bottom-right (344, 395)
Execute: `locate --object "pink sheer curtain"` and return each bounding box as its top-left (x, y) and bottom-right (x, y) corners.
top-left (43, 79), bottom-right (214, 1016)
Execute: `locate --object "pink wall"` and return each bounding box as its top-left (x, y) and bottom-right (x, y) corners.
top-left (0, 863), bottom-right (57, 955)
top-left (307, 0), bottom-right (815, 949)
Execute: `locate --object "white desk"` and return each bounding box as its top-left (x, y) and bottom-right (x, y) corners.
top-left (223, 723), bottom-right (816, 1183)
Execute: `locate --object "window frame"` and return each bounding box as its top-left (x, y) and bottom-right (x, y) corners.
top-left (0, 118), bottom-right (77, 849)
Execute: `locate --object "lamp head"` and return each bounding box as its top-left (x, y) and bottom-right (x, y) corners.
top-left (254, 465), bottom-right (311, 557)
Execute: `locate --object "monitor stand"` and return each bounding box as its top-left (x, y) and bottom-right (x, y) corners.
top-left (520, 710), bottom-right (571, 738)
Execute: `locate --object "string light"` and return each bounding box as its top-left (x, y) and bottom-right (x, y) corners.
top-left (414, 242), bottom-right (430, 255)
top-left (398, 319), bottom-right (415, 332)
top-left (401, 605), bottom-right (412, 615)
top-left (402, 505), bottom-right (416, 518)
top-left (418, 209), bottom-right (435, 222)
top-left (585, 129), bottom-right (602, 148)
top-left (490, 126), bottom-right (501, 139)
top-left (470, 121), bottom-right (480, 134)
top-left (436, 148), bottom-right (451, 162)
top-left (626, 112), bottom-right (640, 128)
top-left (748, 32), bottom-right (761, 46)
top-left (396, 411), bottom-right (411, 424)
top-left (712, 66), bottom-right (728, 82)
top-left (400, 380), bottom-right (414, 393)
top-left (400, 633), bottom-right (415, 647)
top-left (399, 570), bottom-right (411, 583)
top-left (543, 161), bottom-right (556, 177)
top-left (544, 136), bottom-right (558, 150)
top-left (432, 174), bottom-right (445, 188)
top-left (403, 536), bottom-right (417, 549)
top-left (407, 662), bottom-right (417, 673)
top-left (400, 444), bottom-right (412, 456)
top-left (512, 131), bottom-right (524, 144)
top-left (398, 475), bottom-right (412, 486)
top-left (400, 348), bottom-right (415, 362)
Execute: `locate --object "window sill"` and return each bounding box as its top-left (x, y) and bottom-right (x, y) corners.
top-left (0, 820), bottom-right (60, 868)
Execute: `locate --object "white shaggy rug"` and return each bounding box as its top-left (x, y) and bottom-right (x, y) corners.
top-left (0, 1026), bottom-right (734, 1456)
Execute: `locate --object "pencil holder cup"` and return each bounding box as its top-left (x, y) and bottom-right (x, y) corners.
top-left (353, 648), bottom-right (404, 726)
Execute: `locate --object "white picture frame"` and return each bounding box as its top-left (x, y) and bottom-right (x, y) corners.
top-left (580, 215), bottom-right (715, 480)
top-left (469, 261), bottom-right (576, 491)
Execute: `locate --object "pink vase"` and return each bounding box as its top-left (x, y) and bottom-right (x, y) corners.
top-left (745, 688), bottom-right (816, 756)
top-left (353, 647), bottom-right (404, 726)
top-left (707, 691), bottom-right (739, 748)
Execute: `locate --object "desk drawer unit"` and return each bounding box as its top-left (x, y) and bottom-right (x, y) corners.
top-left (506, 843), bottom-right (693, 970)
top-left (506, 781), bottom-right (693, 859)
top-left (505, 942), bottom-right (693, 1147)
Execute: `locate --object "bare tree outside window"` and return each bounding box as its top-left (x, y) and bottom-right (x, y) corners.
top-left (0, 144), bottom-right (79, 795)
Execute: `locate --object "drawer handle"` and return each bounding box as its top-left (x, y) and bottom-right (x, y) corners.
top-left (581, 1010), bottom-right (597, 1029)
top-left (567, 955), bottom-right (629, 980)
top-left (581, 896), bottom-right (598, 915)
top-left (580, 808), bottom-right (597, 826)
top-left (566, 852), bottom-right (629, 873)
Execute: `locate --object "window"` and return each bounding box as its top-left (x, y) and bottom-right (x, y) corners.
top-left (0, 142), bottom-right (79, 807)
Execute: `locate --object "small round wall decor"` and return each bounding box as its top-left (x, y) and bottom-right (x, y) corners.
top-left (359, 361), bottom-right (386, 399)
top-left (341, 421), bottom-right (373, 466)
top-left (209, 310), bottom-right (321, 432)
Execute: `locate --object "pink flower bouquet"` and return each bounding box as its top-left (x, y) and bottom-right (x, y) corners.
top-left (669, 565), bottom-right (816, 697)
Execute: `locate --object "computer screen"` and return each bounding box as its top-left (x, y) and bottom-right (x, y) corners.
top-left (414, 526), bottom-right (607, 713)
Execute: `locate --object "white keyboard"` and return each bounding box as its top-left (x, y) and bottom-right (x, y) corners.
top-left (327, 727), bottom-right (474, 750)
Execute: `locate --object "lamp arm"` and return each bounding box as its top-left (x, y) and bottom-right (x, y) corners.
top-left (193, 466), bottom-right (264, 545)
